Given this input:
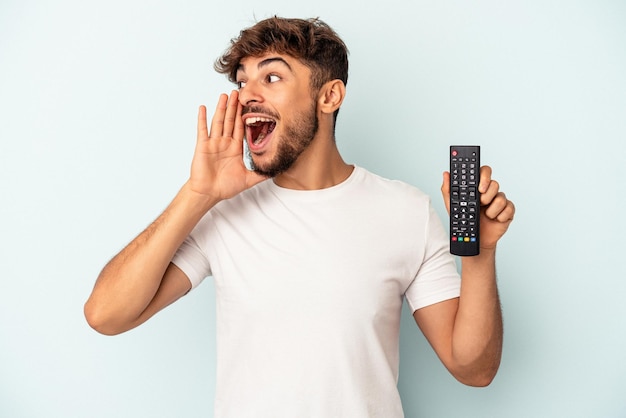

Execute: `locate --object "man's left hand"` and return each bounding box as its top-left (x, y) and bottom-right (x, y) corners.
top-left (442, 165), bottom-right (515, 250)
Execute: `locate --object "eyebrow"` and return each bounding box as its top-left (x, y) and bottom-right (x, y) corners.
top-left (236, 56), bottom-right (293, 75)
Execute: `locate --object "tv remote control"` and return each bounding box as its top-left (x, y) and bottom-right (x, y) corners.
top-left (449, 145), bottom-right (480, 256)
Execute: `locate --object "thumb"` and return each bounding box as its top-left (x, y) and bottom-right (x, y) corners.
top-left (245, 170), bottom-right (269, 190)
top-left (441, 171), bottom-right (451, 214)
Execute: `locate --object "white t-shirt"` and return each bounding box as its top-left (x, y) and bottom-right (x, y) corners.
top-left (172, 166), bottom-right (460, 418)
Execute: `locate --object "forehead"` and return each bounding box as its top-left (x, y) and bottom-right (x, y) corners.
top-left (236, 53), bottom-right (309, 75)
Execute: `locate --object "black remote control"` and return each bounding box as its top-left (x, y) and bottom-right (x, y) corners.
top-left (449, 145), bottom-right (480, 256)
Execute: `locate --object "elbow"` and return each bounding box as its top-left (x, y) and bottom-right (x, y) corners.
top-left (449, 339), bottom-right (502, 387)
top-left (83, 299), bottom-right (127, 336)
top-left (451, 361), bottom-right (500, 387)
top-left (456, 370), bottom-right (498, 387)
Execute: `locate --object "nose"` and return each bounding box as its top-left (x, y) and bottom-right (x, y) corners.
top-left (238, 80), bottom-right (263, 106)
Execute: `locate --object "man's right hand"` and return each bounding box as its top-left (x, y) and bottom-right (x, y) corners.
top-left (85, 91), bottom-right (267, 335)
top-left (188, 90), bottom-right (267, 203)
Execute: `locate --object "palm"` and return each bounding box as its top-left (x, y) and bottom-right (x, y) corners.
top-left (189, 92), bottom-right (266, 201)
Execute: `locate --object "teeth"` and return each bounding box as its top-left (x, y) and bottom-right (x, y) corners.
top-left (245, 117), bottom-right (274, 125)
top-left (254, 133), bottom-right (265, 144)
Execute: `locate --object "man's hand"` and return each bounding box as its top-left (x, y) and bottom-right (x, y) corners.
top-left (441, 165), bottom-right (515, 250)
top-left (418, 165), bottom-right (513, 386)
top-left (188, 90), bottom-right (267, 202)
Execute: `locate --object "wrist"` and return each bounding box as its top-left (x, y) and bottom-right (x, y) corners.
top-left (179, 181), bottom-right (221, 216)
top-left (461, 246), bottom-right (496, 269)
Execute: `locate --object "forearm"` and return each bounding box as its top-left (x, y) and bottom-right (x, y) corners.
top-left (84, 182), bottom-right (218, 333)
top-left (451, 248), bottom-right (503, 385)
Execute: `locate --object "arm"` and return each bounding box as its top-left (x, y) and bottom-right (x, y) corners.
top-left (413, 166), bottom-right (514, 386)
top-left (84, 91), bottom-right (266, 335)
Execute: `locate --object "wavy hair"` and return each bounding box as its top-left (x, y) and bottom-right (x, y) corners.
top-left (215, 17), bottom-right (349, 94)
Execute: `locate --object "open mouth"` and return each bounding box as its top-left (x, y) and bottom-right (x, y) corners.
top-left (245, 117), bottom-right (276, 147)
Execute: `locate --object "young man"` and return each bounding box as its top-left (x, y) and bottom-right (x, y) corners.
top-left (85, 17), bottom-right (515, 417)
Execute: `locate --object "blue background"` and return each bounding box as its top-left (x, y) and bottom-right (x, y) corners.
top-left (1, 0), bottom-right (624, 416)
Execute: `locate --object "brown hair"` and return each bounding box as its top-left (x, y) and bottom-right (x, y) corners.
top-left (215, 17), bottom-right (349, 93)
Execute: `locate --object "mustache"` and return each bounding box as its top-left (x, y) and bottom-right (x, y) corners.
top-left (241, 105), bottom-right (280, 120)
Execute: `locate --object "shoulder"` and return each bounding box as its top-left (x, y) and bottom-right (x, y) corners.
top-left (346, 167), bottom-right (436, 232)
top-left (354, 166), bottom-right (430, 204)
top-left (209, 180), bottom-right (280, 223)
top-left (190, 181), bottom-right (272, 234)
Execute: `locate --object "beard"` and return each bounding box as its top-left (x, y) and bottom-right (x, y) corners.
top-left (250, 102), bottom-right (319, 178)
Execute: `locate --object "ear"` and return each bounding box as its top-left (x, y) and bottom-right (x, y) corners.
top-left (317, 79), bottom-right (346, 116)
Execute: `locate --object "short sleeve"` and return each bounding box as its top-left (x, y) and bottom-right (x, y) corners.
top-left (404, 204), bottom-right (461, 312)
top-left (171, 222), bottom-right (212, 289)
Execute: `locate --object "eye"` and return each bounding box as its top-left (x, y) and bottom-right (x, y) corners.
top-left (236, 80), bottom-right (247, 89)
top-left (267, 74), bottom-right (281, 83)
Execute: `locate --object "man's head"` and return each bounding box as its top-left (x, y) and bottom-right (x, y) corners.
top-left (215, 17), bottom-right (348, 121)
top-left (214, 17), bottom-right (349, 178)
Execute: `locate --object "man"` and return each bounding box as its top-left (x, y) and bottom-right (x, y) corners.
top-left (85, 17), bottom-right (515, 417)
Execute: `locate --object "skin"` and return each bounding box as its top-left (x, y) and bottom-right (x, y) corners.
top-left (415, 167), bottom-right (514, 386)
top-left (84, 52), bottom-right (515, 387)
top-left (237, 56), bottom-right (319, 178)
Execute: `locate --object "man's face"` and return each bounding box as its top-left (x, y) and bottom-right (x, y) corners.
top-left (236, 53), bottom-right (318, 178)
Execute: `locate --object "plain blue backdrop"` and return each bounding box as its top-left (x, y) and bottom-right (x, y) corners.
top-left (1, 0), bottom-right (624, 416)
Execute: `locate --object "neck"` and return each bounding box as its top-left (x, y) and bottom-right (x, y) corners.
top-left (274, 130), bottom-right (353, 190)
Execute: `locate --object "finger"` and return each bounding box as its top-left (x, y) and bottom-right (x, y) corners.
top-left (233, 102), bottom-right (245, 141)
top-left (496, 199), bottom-right (515, 223)
top-left (483, 192), bottom-right (510, 220)
top-left (222, 90), bottom-right (240, 138)
top-left (209, 94), bottom-right (228, 138)
top-left (440, 171), bottom-right (451, 214)
top-left (197, 105), bottom-right (208, 142)
top-left (478, 165), bottom-right (492, 194)
top-left (480, 179), bottom-right (500, 206)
